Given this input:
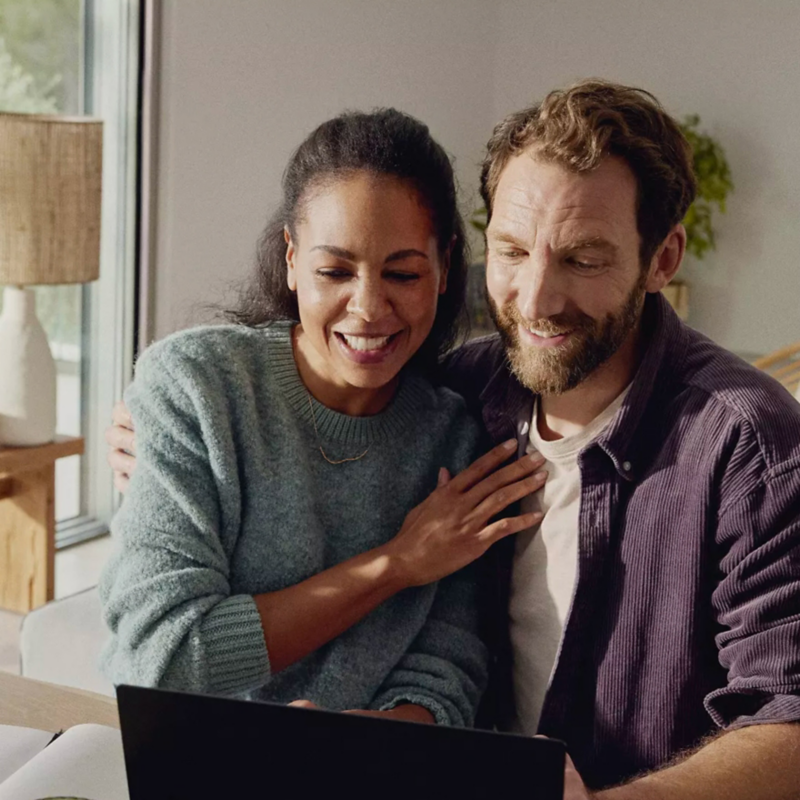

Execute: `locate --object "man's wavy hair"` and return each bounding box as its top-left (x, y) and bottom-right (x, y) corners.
top-left (480, 79), bottom-right (697, 265)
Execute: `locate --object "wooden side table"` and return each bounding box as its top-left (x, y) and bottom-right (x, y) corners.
top-left (0, 435), bottom-right (84, 613)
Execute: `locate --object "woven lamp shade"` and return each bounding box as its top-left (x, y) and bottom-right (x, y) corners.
top-left (0, 112), bottom-right (103, 286)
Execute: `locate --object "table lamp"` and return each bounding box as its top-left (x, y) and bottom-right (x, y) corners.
top-left (0, 112), bottom-right (102, 447)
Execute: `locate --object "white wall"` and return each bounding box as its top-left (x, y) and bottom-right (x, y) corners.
top-left (153, 0), bottom-right (800, 357)
top-left (152, 0), bottom-right (495, 339)
top-left (491, 0), bottom-right (800, 356)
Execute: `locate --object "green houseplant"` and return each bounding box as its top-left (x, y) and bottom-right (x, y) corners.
top-left (468, 115), bottom-right (733, 322)
top-left (680, 114), bottom-right (734, 260)
top-left (662, 115), bottom-right (733, 319)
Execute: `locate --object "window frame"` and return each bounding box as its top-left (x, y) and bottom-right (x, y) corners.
top-left (56, 0), bottom-right (141, 547)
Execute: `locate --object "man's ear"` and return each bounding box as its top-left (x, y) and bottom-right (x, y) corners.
top-left (645, 224), bottom-right (686, 293)
top-left (285, 227), bottom-right (297, 292)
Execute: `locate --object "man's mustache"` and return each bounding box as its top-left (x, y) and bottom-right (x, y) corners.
top-left (485, 291), bottom-right (596, 341)
top-left (502, 308), bottom-right (597, 337)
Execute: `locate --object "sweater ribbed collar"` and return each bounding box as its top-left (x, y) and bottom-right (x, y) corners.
top-left (261, 320), bottom-right (430, 448)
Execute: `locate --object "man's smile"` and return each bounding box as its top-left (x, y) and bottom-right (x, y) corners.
top-left (518, 324), bottom-right (572, 348)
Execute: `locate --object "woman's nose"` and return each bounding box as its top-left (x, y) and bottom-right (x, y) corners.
top-left (347, 279), bottom-right (392, 321)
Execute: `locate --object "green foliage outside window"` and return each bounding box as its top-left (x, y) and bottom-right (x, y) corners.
top-left (0, 0), bottom-right (81, 113)
top-left (0, 36), bottom-right (58, 112)
top-left (0, 0), bottom-right (83, 354)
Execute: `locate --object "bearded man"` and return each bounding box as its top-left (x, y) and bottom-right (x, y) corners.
top-left (441, 80), bottom-right (800, 798)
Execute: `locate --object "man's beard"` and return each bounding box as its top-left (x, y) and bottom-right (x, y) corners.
top-left (488, 272), bottom-right (647, 396)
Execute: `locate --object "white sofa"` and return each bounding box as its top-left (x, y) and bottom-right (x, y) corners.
top-left (20, 586), bottom-right (114, 696)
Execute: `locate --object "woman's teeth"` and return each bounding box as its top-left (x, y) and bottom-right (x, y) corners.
top-left (340, 333), bottom-right (394, 351)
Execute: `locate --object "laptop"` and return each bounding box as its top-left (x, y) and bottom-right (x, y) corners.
top-left (118, 684), bottom-right (565, 799)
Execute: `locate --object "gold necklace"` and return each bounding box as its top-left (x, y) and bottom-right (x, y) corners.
top-left (306, 393), bottom-right (370, 465)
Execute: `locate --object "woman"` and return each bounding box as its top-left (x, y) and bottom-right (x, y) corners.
top-left (101, 109), bottom-right (545, 728)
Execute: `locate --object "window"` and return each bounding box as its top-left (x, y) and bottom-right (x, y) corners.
top-left (0, 0), bottom-right (140, 545)
top-left (0, 0), bottom-right (85, 522)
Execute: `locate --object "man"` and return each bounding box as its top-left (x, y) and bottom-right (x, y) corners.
top-left (440, 80), bottom-right (800, 798)
top-left (108, 81), bottom-right (800, 797)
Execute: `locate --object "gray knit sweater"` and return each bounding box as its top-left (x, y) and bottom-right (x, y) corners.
top-left (99, 321), bottom-right (487, 726)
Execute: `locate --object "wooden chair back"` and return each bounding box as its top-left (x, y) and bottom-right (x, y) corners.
top-left (753, 342), bottom-right (800, 396)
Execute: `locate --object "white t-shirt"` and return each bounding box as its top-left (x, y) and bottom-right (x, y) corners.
top-left (509, 387), bottom-right (629, 735)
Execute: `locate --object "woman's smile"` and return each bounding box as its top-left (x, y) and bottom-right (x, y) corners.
top-left (334, 330), bottom-right (404, 363)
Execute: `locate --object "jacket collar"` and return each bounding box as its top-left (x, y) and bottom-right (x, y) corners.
top-left (594, 292), bottom-right (690, 481)
top-left (479, 355), bottom-right (534, 453)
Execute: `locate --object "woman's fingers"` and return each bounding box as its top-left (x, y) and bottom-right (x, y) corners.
top-left (469, 469), bottom-right (547, 524)
top-left (446, 439), bottom-right (519, 493)
top-left (343, 708), bottom-right (386, 717)
top-left (385, 442), bottom-right (549, 587)
top-left (288, 699), bottom-right (320, 710)
top-left (464, 450), bottom-right (545, 508)
top-left (479, 510), bottom-right (543, 544)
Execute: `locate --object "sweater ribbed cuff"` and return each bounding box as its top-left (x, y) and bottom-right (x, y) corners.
top-left (378, 692), bottom-right (452, 726)
top-left (199, 595), bottom-right (270, 694)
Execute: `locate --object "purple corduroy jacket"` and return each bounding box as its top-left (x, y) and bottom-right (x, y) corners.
top-left (440, 293), bottom-right (800, 790)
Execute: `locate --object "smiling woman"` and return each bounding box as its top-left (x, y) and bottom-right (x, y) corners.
top-left (99, 108), bottom-right (546, 727)
top-left (287, 172), bottom-right (447, 417)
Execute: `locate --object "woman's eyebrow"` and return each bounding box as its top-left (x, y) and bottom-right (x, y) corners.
top-left (385, 249), bottom-right (429, 263)
top-left (310, 245), bottom-right (429, 263)
top-left (311, 244), bottom-right (428, 264)
top-left (311, 244), bottom-right (357, 260)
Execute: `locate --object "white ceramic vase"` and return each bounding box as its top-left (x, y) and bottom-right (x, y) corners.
top-left (0, 286), bottom-right (57, 446)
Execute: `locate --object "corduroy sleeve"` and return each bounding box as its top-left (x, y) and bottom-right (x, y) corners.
top-left (705, 454), bottom-right (800, 729)
top-left (370, 564), bottom-right (489, 727)
top-left (98, 341), bottom-right (271, 695)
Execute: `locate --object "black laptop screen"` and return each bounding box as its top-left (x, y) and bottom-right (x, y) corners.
top-left (118, 685), bottom-right (564, 800)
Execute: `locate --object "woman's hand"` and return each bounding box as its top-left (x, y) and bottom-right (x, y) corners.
top-left (255, 439), bottom-right (543, 674)
top-left (382, 440), bottom-right (545, 588)
top-left (106, 401), bottom-right (136, 492)
top-left (289, 699), bottom-right (435, 724)
top-left (343, 705), bottom-right (435, 724)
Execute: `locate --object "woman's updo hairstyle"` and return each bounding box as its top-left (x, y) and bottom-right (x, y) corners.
top-left (227, 108), bottom-right (469, 372)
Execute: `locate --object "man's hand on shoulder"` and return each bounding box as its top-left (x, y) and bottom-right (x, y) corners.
top-left (106, 400), bottom-right (137, 493)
